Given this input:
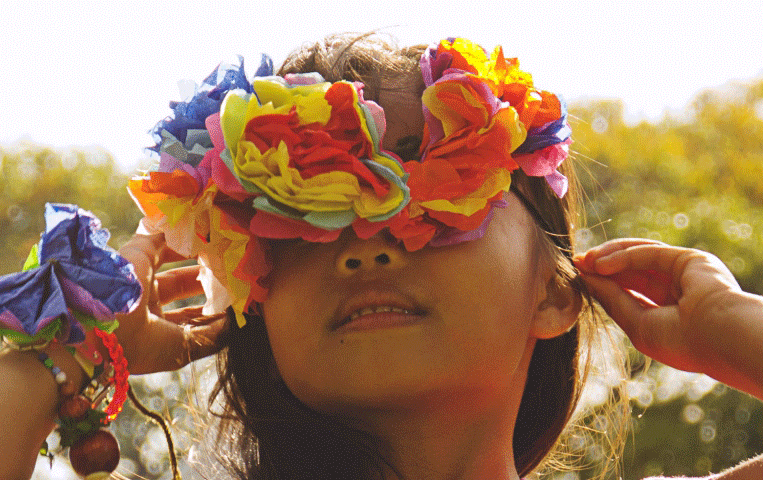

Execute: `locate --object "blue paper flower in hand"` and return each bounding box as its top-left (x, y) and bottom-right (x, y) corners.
top-left (0, 204), bottom-right (142, 346)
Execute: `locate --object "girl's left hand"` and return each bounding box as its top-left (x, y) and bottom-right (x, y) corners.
top-left (114, 233), bottom-right (228, 374)
top-left (573, 238), bottom-right (763, 399)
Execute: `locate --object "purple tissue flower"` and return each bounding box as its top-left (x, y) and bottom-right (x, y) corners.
top-left (0, 204), bottom-right (142, 345)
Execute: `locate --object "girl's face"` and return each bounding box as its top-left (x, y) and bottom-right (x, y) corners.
top-left (261, 192), bottom-right (554, 416)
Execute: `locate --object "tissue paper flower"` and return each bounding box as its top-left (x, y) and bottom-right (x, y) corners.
top-left (0, 204), bottom-right (142, 346)
top-left (220, 76), bottom-right (409, 230)
top-left (130, 38), bottom-right (573, 322)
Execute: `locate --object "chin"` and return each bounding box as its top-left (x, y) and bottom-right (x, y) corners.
top-left (275, 328), bottom-right (481, 414)
top-left (287, 365), bottom-right (463, 417)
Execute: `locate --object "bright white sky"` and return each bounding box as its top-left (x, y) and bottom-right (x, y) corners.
top-left (2, 1), bottom-right (762, 172)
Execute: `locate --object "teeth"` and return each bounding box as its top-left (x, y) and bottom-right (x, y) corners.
top-left (348, 306), bottom-right (413, 321)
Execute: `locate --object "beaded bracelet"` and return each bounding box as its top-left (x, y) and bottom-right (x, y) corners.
top-left (37, 351), bottom-right (69, 386)
top-left (36, 348), bottom-right (78, 462)
top-left (35, 329), bottom-right (129, 479)
top-left (94, 328), bottom-right (129, 422)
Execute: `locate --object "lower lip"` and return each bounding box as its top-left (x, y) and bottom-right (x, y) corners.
top-left (335, 312), bottom-right (424, 333)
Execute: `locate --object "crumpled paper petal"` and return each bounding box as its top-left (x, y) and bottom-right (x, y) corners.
top-left (0, 264), bottom-right (72, 339)
top-left (149, 55), bottom-right (271, 153)
top-left (197, 255), bottom-right (231, 315)
top-left (0, 204), bottom-right (142, 345)
top-left (513, 138), bottom-right (572, 198)
top-left (428, 198), bottom-right (508, 247)
top-left (420, 38), bottom-right (570, 201)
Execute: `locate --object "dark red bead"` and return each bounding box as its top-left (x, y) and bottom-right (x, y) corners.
top-left (68, 429), bottom-right (120, 477)
top-left (59, 379), bottom-right (77, 397)
top-left (58, 395), bottom-right (91, 420)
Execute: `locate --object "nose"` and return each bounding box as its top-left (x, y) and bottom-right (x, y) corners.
top-left (335, 231), bottom-right (407, 276)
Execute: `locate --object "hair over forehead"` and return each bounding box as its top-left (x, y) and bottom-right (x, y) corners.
top-left (278, 33), bottom-right (430, 160)
top-left (277, 33), bottom-right (427, 101)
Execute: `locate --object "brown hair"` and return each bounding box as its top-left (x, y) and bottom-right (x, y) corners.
top-left (209, 33), bottom-right (611, 479)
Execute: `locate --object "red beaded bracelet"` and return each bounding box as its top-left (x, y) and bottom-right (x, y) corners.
top-left (37, 328), bottom-right (130, 479)
top-left (94, 328), bottom-right (129, 422)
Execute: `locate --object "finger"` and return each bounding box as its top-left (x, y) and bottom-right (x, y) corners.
top-left (571, 253), bottom-right (594, 272)
top-left (160, 246), bottom-right (190, 265)
top-left (115, 234), bottom-right (170, 315)
top-left (118, 233), bottom-right (166, 265)
top-left (590, 243), bottom-right (689, 277)
top-left (584, 238), bottom-right (664, 260)
top-left (580, 244), bottom-right (692, 307)
top-left (582, 273), bottom-right (685, 362)
top-left (574, 238), bottom-right (663, 273)
top-left (608, 270), bottom-right (676, 306)
top-left (580, 274), bottom-right (653, 337)
top-left (584, 273), bottom-right (694, 368)
top-left (163, 306), bottom-right (227, 326)
top-left (119, 233), bottom-right (192, 273)
top-left (155, 265), bottom-right (205, 306)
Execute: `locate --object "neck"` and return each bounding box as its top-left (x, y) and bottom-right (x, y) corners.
top-left (374, 390), bottom-right (521, 480)
top-left (352, 339), bottom-right (535, 480)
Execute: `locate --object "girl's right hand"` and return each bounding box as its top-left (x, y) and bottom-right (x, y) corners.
top-left (573, 238), bottom-right (763, 400)
top-left (113, 233), bottom-right (228, 374)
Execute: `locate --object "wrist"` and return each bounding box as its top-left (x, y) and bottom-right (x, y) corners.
top-left (42, 341), bottom-right (89, 394)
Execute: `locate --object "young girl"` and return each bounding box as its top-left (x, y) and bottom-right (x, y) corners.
top-left (1, 34), bottom-right (762, 480)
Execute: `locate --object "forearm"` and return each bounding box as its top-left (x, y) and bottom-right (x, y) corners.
top-left (705, 291), bottom-right (763, 400)
top-left (709, 454), bottom-right (763, 480)
top-left (0, 343), bottom-right (86, 480)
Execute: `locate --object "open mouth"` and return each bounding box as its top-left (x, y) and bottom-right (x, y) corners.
top-left (333, 305), bottom-right (428, 331)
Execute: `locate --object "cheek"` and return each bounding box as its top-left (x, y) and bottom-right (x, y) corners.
top-left (444, 256), bottom-right (536, 352)
top-left (432, 214), bottom-right (539, 354)
top-left (261, 294), bottom-right (324, 405)
top-left (259, 250), bottom-right (338, 405)
top-left (262, 243), bottom-right (333, 334)
top-left (436, 226), bottom-right (538, 316)
top-left (262, 267), bottom-right (320, 353)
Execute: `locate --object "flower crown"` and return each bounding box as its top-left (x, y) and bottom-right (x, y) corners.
top-left (129, 38), bottom-right (572, 325)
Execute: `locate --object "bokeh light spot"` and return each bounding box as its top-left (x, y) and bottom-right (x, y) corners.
top-left (673, 213), bottom-right (689, 229)
top-left (682, 404), bottom-right (704, 424)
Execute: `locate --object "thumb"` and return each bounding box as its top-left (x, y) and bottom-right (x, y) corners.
top-left (184, 315), bottom-right (229, 363)
top-left (582, 273), bottom-right (686, 364)
top-left (580, 273), bottom-right (651, 341)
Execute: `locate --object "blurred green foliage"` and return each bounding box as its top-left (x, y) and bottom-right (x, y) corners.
top-left (0, 142), bottom-right (142, 276)
top-left (570, 79), bottom-right (763, 296)
top-left (3, 77), bottom-right (763, 479)
top-left (567, 77), bottom-right (763, 479)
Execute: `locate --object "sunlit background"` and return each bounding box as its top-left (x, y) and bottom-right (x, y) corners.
top-left (2, 1), bottom-right (762, 479)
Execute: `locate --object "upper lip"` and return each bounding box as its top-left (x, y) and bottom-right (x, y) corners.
top-left (331, 286), bottom-right (427, 331)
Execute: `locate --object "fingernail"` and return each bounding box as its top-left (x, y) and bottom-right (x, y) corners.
top-left (572, 252), bottom-right (592, 271)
